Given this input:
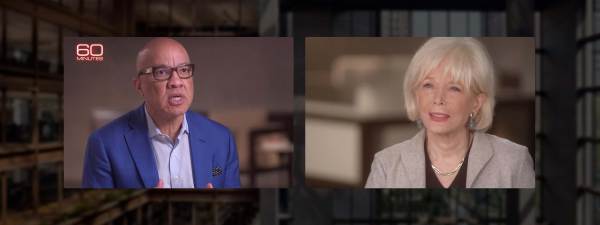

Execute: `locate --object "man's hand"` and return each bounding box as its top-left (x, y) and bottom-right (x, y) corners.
top-left (207, 182), bottom-right (213, 189)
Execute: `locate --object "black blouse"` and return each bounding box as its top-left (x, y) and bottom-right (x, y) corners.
top-left (425, 143), bottom-right (470, 188)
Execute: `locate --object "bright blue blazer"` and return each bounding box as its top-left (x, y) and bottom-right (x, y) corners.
top-left (82, 105), bottom-right (241, 188)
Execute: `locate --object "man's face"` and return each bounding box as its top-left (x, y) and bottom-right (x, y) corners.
top-left (135, 41), bottom-right (194, 121)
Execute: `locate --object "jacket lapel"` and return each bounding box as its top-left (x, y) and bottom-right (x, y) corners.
top-left (466, 132), bottom-right (494, 188)
top-left (187, 112), bottom-right (212, 188)
top-left (124, 105), bottom-right (159, 188)
top-left (400, 130), bottom-right (426, 188)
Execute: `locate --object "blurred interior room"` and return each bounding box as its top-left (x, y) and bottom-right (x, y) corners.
top-left (304, 37), bottom-right (535, 188)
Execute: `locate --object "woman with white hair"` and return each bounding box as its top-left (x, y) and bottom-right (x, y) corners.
top-left (365, 37), bottom-right (535, 188)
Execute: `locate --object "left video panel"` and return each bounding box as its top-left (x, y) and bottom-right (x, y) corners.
top-left (63, 37), bottom-right (294, 189)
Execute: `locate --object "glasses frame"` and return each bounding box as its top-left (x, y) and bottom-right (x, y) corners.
top-left (138, 63), bottom-right (195, 81)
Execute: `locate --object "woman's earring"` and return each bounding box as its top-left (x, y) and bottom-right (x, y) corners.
top-left (416, 119), bottom-right (423, 129)
top-left (468, 113), bottom-right (476, 130)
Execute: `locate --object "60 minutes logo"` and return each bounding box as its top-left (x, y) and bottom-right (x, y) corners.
top-left (75, 43), bottom-right (104, 62)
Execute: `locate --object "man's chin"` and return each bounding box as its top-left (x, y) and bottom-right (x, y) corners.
top-left (160, 105), bottom-right (188, 118)
top-left (167, 108), bottom-right (187, 116)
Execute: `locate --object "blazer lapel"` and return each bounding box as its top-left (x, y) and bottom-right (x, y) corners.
top-left (466, 132), bottom-right (494, 188)
top-left (400, 130), bottom-right (426, 188)
top-left (124, 105), bottom-right (159, 188)
top-left (187, 112), bottom-right (212, 188)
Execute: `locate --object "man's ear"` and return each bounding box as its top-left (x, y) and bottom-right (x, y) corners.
top-left (473, 93), bottom-right (487, 114)
top-left (133, 77), bottom-right (144, 97)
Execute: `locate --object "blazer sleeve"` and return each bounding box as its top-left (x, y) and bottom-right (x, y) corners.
top-left (365, 155), bottom-right (385, 188)
top-left (514, 147), bottom-right (535, 188)
top-left (223, 131), bottom-right (241, 188)
top-left (82, 132), bottom-right (114, 188)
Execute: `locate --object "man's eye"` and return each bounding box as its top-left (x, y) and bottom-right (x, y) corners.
top-left (156, 69), bottom-right (169, 75)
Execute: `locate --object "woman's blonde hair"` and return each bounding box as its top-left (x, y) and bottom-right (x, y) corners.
top-left (403, 37), bottom-right (495, 131)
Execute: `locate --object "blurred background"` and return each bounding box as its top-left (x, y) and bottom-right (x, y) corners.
top-left (63, 37), bottom-right (294, 188)
top-left (305, 37), bottom-right (535, 187)
top-left (0, 0), bottom-right (594, 225)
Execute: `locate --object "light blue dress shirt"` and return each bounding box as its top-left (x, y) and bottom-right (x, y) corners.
top-left (144, 106), bottom-right (194, 188)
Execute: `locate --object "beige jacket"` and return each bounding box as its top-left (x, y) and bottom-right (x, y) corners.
top-left (365, 130), bottom-right (535, 188)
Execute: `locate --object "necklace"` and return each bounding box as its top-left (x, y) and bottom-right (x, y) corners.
top-left (431, 160), bottom-right (464, 176)
top-left (429, 132), bottom-right (473, 177)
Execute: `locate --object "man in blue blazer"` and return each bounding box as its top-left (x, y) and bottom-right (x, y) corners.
top-left (82, 38), bottom-right (240, 188)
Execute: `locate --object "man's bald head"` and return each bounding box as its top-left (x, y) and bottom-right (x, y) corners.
top-left (133, 37), bottom-right (194, 123)
top-left (136, 37), bottom-right (190, 73)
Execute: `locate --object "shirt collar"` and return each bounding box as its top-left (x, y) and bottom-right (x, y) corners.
top-left (144, 104), bottom-right (189, 139)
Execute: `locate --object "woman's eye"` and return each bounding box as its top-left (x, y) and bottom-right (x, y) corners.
top-left (422, 83), bottom-right (432, 88)
top-left (450, 86), bottom-right (461, 92)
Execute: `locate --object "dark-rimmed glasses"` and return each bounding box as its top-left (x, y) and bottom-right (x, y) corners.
top-left (138, 64), bottom-right (194, 81)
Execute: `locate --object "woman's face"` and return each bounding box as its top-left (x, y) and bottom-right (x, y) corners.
top-left (415, 64), bottom-right (485, 135)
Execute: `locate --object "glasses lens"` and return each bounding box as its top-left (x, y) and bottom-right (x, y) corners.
top-left (153, 67), bottom-right (172, 80)
top-left (177, 64), bottom-right (193, 78)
